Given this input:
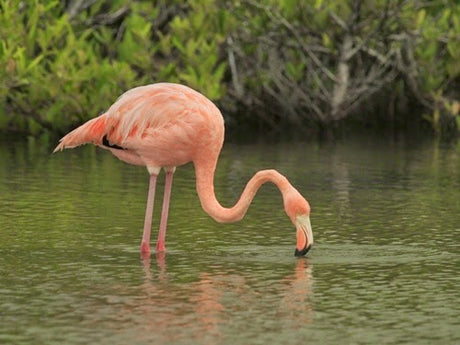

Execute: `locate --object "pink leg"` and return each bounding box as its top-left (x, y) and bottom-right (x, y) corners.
top-left (156, 170), bottom-right (174, 252)
top-left (140, 174), bottom-right (158, 255)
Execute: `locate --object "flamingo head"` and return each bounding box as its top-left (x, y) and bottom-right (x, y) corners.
top-left (294, 214), bottom-right (313, 257)
top-left (284, 191), bottom-right (313, 256)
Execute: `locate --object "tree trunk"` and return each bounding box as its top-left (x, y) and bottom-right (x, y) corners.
top-left (331, 35), bottom-right (353, 122)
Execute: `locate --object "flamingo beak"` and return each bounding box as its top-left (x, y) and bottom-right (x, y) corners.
top-left (294, 215), bottom-right (313, 257)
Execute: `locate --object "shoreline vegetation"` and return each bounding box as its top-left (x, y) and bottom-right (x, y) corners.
top-left (0, 0), bottom-right (458, 139)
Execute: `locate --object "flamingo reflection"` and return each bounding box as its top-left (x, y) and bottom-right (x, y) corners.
top-left (117, 254), bottom-right (314, 343)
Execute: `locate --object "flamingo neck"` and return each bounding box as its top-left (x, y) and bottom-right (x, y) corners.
top-left (194, 158), bottom-right (292, 223)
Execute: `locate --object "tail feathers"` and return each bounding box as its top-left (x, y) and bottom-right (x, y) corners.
top-left (53, 114), bottom-right (108, 153)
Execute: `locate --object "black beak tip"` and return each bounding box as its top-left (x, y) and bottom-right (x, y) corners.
top-left (294, 245), bottom-right (311, 257)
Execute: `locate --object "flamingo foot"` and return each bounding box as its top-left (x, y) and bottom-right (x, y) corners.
top-left (140, 241), bottom-right (151, 256)
top-left (156, 240), bottom-right (166, 252)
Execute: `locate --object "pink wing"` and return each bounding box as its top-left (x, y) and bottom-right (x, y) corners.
top-left (53, 114), bottom-right (107, 152)
top-left (54, 84), bottom-right (193, 152)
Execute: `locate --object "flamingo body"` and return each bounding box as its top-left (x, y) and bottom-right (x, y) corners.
top-left (54, 83), bottom-right (313, 256)
top-left (55, 83), bottom-right (223, 171)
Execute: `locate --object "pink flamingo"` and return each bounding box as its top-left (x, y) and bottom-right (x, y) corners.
top-left (54, 83), bottom-right (313, 256)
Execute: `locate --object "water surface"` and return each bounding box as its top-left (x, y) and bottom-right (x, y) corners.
top-left (0, 135), bottom-right (458, 344)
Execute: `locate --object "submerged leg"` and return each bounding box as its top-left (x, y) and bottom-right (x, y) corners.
top-left (140, 173), bottom-right (158, 255)
top-left (156, 169), bottom-right (175, 252)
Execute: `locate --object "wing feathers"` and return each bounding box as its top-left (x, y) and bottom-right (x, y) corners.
top-left (53, 114), bottom-right (107, 152)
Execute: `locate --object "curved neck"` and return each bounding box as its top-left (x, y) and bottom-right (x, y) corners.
top-left (194, 157), bottom-right (292, 223)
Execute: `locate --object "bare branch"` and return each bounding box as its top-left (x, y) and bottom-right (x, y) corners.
top-left (328, 10), bottom-right (348, 31)
top-left (66, 0), bottom-right (98, 20)
top-left (227, 36), bottom-right (244, 98)
top-left (247, 1), bottom-right (337, 82)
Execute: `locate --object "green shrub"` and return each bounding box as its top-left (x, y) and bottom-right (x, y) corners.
top-left (0, 0), bottom-right (231, 134)
top-left (0, 0), bottom-right (457, 137)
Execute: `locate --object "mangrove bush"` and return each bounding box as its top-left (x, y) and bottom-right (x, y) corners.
top-left (0, 0), bottom-right (458, 137)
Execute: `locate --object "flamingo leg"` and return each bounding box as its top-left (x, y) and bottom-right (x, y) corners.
top-left (156, 169), bottom-right (174, 252)
top-left (140, 173), bottom-right (158, 255)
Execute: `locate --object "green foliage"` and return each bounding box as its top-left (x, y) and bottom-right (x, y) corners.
top-left (158, 0), bottom-right (232, 99)
top-left (411, 3), bottom-right (459, 133)
top-left (0, 0), bottom-right (231, 134)
top-left (0, 0), bottom-right (457, 136)
top-left (0, 0), bottom-right (140, 134)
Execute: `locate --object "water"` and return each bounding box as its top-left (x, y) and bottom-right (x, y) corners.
top-left (0, 134), bottom-right (458, 344)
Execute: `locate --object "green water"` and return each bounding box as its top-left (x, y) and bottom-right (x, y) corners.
top-left (0, 135), bottom-right (458, 344)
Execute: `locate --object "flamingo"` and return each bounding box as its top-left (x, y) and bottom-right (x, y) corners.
top-left (54, 83), bottom-right (313, 256)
